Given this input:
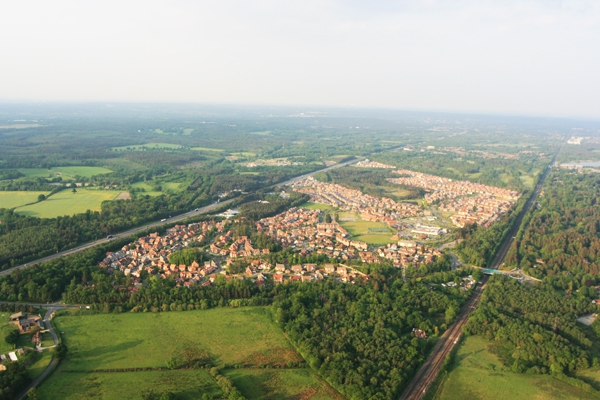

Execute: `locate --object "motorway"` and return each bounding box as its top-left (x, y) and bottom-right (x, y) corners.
top-left (399, 138), bottom-right (567, 400)
top-left (0, 157), bottom-right (362, 278)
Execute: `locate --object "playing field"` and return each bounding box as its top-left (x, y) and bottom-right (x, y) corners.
top-left (17, 166), bottom-right (113, 179)
top-left (0, 191), bottom-right (49, 209)
top-left (300, 202), bottom-right (334, 211)
top-left (435, 336), bottom-right (596, 400)
top-left (338, 212), bottom-right (395, 245)
top-left (38, 370), bottom-right (222, 400)
top-left (15, 189), bottom-right (120, 218)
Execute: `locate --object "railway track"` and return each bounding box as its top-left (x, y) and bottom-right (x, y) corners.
top-left (399, 137), bottom-right (567, 400)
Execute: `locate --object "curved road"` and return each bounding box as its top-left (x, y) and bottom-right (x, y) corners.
top-left (399, 138), bottom-right (567, 400)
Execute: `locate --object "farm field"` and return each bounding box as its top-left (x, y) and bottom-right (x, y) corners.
top-left (159, 181), bottom-right (186, 192)
top-left (130, 181), bottom-right (163, 197)
top-left (37, 370), bottom-right (222, 400)
top-left (434, 336), bottom-right (595, 400)
top-left (15, 189), bottom-right (120, 218)
top-left (49, 307), bottom-right (301, 371)
top-left (224, 368), bottom-right (340, 400)
top-left (112, 142), bottom-right (182, 151)
top-left (191, 146), bottom-right (225, 152)
top-left (0, 191), bottom-right (49, 209)
top-left (17, 166), bottom-right (113, 179)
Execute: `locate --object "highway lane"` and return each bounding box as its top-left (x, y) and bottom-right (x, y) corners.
top-left (399, 137), bottom-right (568, 400)
top-left (0, 157), bottom-right (362, 278)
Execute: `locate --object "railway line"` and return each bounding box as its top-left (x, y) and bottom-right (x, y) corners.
top-left (399, 137), bottom-right (567, 400)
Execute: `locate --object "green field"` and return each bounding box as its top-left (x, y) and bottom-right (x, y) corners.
top-left (338, 212), bottom-right (394, 245)
top-left (160, 182), bottom-right (186, 192)
top-left (15, 189), bottom-right (120, 218)
top-left (0, 191), bottom-right (49, 209)
top-left (38, 307), bottom-right (331, 399)
top-left (28, 351), bottom-right (54, 381)
top-left (18, 166), bottom-right (113, 179)
top-left (300, 202), bottom-right (334, 211)
top-left (131, 181), bottom-right (163, 197)
top-left (434, 336), bottom-right (596, 400)
top-left (191, 146), bottom-right (225, 152)
top-left (38, 370), bottom-right (222, 400)
top-left (49, 308), bottom-right (301, 370)
top-left (112, 143), bottom-right (182, 151)
top-left (224, 368), bottom-right (340, 400)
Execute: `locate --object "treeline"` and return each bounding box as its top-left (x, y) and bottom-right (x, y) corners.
top-left (513, 171), bottom-right (600, 279)
top-left (314, 167), bottom-right (424, 201)
top-left (465, 276), bottom-right (598, 375)
top-left (239, 192), bottom-right (309, 220)
top-left (455, 193), bottom-right (528, 267)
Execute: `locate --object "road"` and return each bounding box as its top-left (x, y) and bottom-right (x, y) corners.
top-left (0, 156), bottom-right (362, 279)
top-left (15, 305), bottom-right (62, 400)
top-left (399, 138), bottom-right (567, 400)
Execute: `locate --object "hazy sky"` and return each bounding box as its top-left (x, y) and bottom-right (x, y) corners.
top-left (1, 1), bottom-right (599, 118)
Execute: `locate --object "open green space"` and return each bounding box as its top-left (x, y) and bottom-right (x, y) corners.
top-left (300, 202), bottom-right (334, 211)
top-left (191, 146), bottom-right (225, 152)
top-left (338, 212), bottom-right (395, 245)
top-left (15, 189), bottom-right (120, 218)
top-left (159, 182), bottom-right (186, 192)
top-left (27, 351), bottom-right (54, 381)
top-left (224, 368), bottom-right (340, 400)
top-left (38, 370), bottom-right (222, 400)
top-left (17, 166), bottom-right (113, 179)
top-left (49, 307), bottom-right (301, 371)
top-left (435, 336), bottom-right (596, 400)
top-left (249, 130), bottom-right (272, 135)
top-left (231, 151), bottom-right (257, 157)
top-left (0, 316), bottom-right (19, 354)
top-left (112, 143), bottom-right (183, 151)
top-left (131, 181), bottom-right (163, 197)
top-left (0, 191), bottom-right (49, 209)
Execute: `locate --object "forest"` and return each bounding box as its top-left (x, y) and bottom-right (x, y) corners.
top-left (510, 171), bottom-right (600, 283)
top-left (465, 276), bottom-right (598, 375)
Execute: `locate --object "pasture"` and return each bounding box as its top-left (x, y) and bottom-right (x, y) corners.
top-left (191, 146), bottom-right (225, 152)
top-left (0, 191), bottom-right (49, 209)
top-left (224, 368), bottom-right (340, 400)
top-left (17, 166), bottom-right (113, 179)
top-left (434, 336), bottom-right (596, 400)
top-left (131, 181), bottom-right (163, 197)
top-left (15, 189), bottom-right (120, 218)
top-left (49, 307), bottom-right (300, 370)
top-left (37, 370), bottom-right (222, 400)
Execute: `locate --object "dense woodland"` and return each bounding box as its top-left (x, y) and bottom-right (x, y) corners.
top-left (509, 171), bottom-right (600, 281)
top-left (465, 276), bottom-right (598, 375)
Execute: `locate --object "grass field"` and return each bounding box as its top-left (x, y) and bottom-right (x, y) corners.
top-left (434, 336), bottom-right (596, 400)
top-left (0, 191), bottom-right (49, 209)
top-left (112, 143), bottom-right (182, 151)
top-left (131, 181), bottom-right (163, 197)
top-left (224, 368), bottom-right (340, 400)
top-left (50, 308), bottom-right (300, 370)
top-left (28, 351), bottom-right (53, 381)
top-left (15, 189), bottom-right (120, 218)
top-left (300, 202), bottom-right (334, 211)
top-left (191, 146), bottom-right (225, 152)
top-left (338, 212), bottom-right (395, 245)
top-left (38, 370), bottom-right (223, 400)
top-left (159, 182), bottom-right (186, 192)
top-left (17, 166), bottom-right (113, 179)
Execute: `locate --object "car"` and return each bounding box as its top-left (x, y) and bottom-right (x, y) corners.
top-left (106, 235), bottom-right (114, 239)
top-left (160, 218), bottom-right (167, 222)
top-left (194, 208), bottom-right (199, 212)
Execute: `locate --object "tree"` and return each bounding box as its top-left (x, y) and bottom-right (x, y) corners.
top-left (54, 341), bottom-right (68, 360)
top-left (4, 327), bottom-right (19, 347)
top-left (72, 188), bottom-right (77, 193)
top-left (37, 194), bottom-right (46, 202)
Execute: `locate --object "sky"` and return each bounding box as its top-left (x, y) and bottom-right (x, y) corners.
top-left (1, 0), bottom-right (599, 118)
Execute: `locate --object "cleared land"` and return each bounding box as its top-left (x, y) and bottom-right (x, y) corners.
top-left (131, 181), bottom-right (163, 197)
top-left (37, 307), bottom-right (337, 400)
top-left (300, 202), bottom-right (334, 211)
top-left (0, 191), bottom-right (49, 209)
top-left (338, 212), bottom-right (395, 245)
top-left (38, 370), bottom-right (222, 400)
top-left (191, 147), bottom-right (225, 152)
top-left (49, 308), bottom-right (300, 370)
top-left (224, 368), bottom-right (340, 400)
top-left (435, 336), bottom-right (596, 400)
top-left (18, 166), bottom-right (113, 179)
top-left (15, 189), bottom-right (120, 218)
